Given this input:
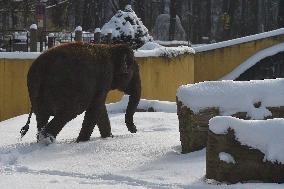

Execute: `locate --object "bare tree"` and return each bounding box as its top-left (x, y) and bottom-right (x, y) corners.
top-left (169, 0), bottom-right (177, 40)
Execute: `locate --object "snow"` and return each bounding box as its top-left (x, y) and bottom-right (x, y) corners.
top-left (220, 43), bottom-right (284, 80)
top-left (193, 28), bottom-right (284, 53)
top-left (101, 5), bottom-right (152, 48)
top-left (176, 79), bottom-right (284, 119)
top-left (48, 33), bottom-right (55, 38)
top-left (137, 41), bottom-right (162, 50)
top-left (30, 24), bottom-right (37, 30)
top-left (210, 116), bottom-right (284, 164)
top-left (155, 40), bottom-right (191, 46)
top-left (94, 28), bottom-right (101, 33)
top-left (107, 95), bottom-right (176, 113)
top-left (0, 52), bottom-right (40, 59)
top-left (219, 152), bottom-right (236, 164)
top-left (75, 26), bottom-right (83, 32)
top-left (135, 45), bottom-right (195, 58)
top-left (0, 100), bottom-right (283, 188)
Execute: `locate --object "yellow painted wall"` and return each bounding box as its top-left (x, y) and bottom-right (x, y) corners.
top-left (194, 35), bottom-right (284, 82)
top-left (1, 34), bottom-right (284, 121)
top-left (0, 55), bottom-right (195, 121)
top-left (0, 59), bottom-right (32, 121)
top-left (138, 54), bottom-right (194, 101)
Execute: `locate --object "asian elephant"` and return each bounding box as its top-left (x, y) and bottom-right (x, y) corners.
top-left (20, 42), bottom-right (141, 144)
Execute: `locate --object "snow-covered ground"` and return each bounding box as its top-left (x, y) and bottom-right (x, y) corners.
top-left (0, 100), bottom-right (283, 188)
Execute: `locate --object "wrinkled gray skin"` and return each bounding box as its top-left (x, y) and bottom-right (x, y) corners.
top-left (26, 43), bottom-right (141, 142)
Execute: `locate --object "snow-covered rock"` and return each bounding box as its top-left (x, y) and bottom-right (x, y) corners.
top-left (210, 116), bottom-right (284, 164)
top-left (177, 79), bottom-right (284, 119)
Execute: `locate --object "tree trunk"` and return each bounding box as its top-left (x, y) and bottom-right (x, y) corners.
top-left (169, 0), bottom-right (177, 41)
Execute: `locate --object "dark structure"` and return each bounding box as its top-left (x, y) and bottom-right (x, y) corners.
top-left (21, 42), bottom-right (141, 143)
top-left (236, 52), bottom-right (284, 81)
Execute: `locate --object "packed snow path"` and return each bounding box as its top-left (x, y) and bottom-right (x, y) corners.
top-left (0, 112), bottom-right (283, 188)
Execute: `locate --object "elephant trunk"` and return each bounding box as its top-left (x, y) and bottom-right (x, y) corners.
top-left (124, 64), bottom-right (141, 133)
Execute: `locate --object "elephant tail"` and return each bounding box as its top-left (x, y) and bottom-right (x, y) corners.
top-left (20, 108), bottom-right (33, 138)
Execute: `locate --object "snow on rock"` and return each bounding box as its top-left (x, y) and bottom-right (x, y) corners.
top-left (219, 152), bottom-right (236, 164)
top-left (107, 95), bottom-right (176, 113)
top-left (176, 79), bottom-right (284, 119)
top-left (101, 5), bottom-right (152, 49)
top-left (209, 116), bottom-right (284, 164)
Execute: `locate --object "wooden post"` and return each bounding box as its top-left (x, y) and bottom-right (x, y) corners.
top-left (94, 28), bottom-right (101, 43)
top-left (48, 33), bottom-right (55, 49)
top-left (30, 24), bottom-right (38, 52)
top-left (106, 29), bottom-right (112, 44)
top-left (74, 26), bottom-right (83, 42)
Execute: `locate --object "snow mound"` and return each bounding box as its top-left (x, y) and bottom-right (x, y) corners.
top-left (138, 42), bottom-right (162, 50)
top-left (101, 5), bottom-right (152, 49)
top-left (107, 95), bottom-right (176, 113)
top-left (176, 79), bottom-right (284, 119)
top-left (210, 116), bottom-right (284, 164)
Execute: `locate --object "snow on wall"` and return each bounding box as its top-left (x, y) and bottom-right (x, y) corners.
top-left (193, 28), bottom-right (284, 53)
top-left (176, 79), bottom-right (284, 119)
top-left (220, 43), bottom-right (284, 80)
top-left (0, 52), bottom-right (40, 59)
top-left (209, 116), bottom-right (284, 164)
top-left (135, 43), bottom-right (195, 58)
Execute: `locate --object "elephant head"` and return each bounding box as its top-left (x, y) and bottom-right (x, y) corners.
top-left (111, 44), bottom-right (141, 133)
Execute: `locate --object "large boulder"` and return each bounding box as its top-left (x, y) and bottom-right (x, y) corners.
top-left (207, 116), bottom-right (284, 183)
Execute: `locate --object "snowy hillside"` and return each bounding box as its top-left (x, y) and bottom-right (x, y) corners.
top-left (0, 98), bottom-right (283, 188)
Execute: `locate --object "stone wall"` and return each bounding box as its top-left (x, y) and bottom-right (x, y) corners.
top-left (177, 98), bottom-right (284, 153)
top-left (206, 129), bottom-right (284, 183)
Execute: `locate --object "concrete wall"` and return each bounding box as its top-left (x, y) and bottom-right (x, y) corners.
top-left (1, 31), bottom-right (284, 121)
top-left (0, 59), bottom-right (32, 121)
top-left (194, 35), bottom-right (284, 82)
top-left (0, 55), bottom-right (195, 121)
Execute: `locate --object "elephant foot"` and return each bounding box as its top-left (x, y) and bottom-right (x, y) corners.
top-left (101, 132), bottom-right (113, 138)
top-left (126, 123), bottom-right (137, 133)
top-left (37, 131), bottom-right (56, 145)
top-left (76, 137), bottom-right (89, 143)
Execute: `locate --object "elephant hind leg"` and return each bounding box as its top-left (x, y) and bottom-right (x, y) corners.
top-left (39, 112), bottom-right (77, 143)
top-left (35, 113), bottom-right (50, 142)
top-left (36, 113), bottom-right (50, 132)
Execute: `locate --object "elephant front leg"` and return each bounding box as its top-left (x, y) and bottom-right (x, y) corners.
top-left (76, 92), bottom-right (112, 142)
top-left (124, 66), bottom-right (141, 133)
top-left (97, 105), bottom-right (112, 138)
